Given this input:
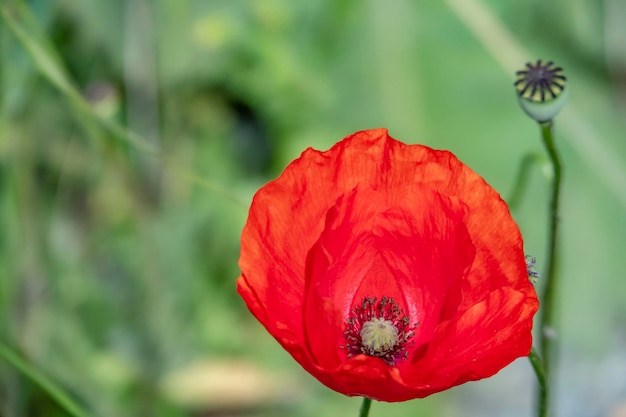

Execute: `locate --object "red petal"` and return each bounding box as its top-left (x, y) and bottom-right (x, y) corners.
top-left (400, 286), bottom-right (537, 392)
top-left (238, 129), bottom-right (428, 354)
top-left (238, 128), bottom-right (539, 401)
top-left (302, 184), bottom-right (475, 371)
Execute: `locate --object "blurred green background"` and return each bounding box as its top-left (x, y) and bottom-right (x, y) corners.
top-left (1, 0), bottom-right (625, 416)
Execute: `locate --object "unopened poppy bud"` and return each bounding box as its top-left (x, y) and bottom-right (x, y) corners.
top-left (515, 59), bottom-right (568, 122)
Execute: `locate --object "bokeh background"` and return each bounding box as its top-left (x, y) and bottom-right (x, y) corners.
top-left (1, 0), bottom-right (625, 416)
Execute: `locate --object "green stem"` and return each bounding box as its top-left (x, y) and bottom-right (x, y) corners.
top-left (537, 119), bottom-right (562, 417)
top-left (528, 347), bottom-right (548, 417)
top-left (359, 397), bottom-right (372, 417)
top-left (538, 120), bottom-right (561, 367)
top-left (507, 152), bottom-right (543, 210)
top-left (0, 342), bottom-right (92, 417)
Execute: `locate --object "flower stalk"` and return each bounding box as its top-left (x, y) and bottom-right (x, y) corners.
top-left (507, 152), bottom-right (543, 210)
top-left (528, 347), bottom-right (548, 417)
top-left (537, 119), bottom-right (562, 408)
top-left (514, 59), bottom-right (568, 417)
top-left (523, 121), bottom-right (562, 417)
top-left (359, 398), bottom-right (372, 417)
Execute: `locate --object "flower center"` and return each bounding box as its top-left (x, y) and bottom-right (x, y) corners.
top-left (341, 296), bottom-right (416, 366)
top-left (360, 318), bottom-right (399, 355)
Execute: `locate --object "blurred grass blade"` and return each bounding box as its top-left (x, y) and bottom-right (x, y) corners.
top-left (0, 342), bottom-right (92, 417)
top-left (1, 1), bottom-right (157, 153)
top-left (0, 2), bottom-right (80, 102)
top-left (443, 0), bottom-right (530, 73)
top-left (0, 2), bottom-right (248, 209)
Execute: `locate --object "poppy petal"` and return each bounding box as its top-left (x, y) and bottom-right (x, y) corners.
top-left (237, 128), bottom-right (539, 402)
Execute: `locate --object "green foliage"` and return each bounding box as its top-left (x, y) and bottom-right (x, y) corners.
top-left (1, 0), bottom-right (625, 416)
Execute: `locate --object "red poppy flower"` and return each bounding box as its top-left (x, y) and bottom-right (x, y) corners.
top-left (237, 128), bottom-right (539, 402)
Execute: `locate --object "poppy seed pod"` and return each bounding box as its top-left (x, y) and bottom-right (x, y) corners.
top-left (237, 129), bottom-right (539, 402)
top-left (515, 59), bottom-right (568, 122)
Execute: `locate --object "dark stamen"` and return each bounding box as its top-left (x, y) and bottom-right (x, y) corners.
top-left (341, 296), bottom-right (417, 366)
